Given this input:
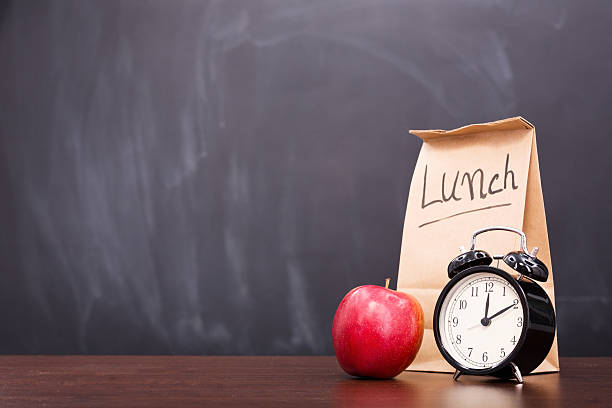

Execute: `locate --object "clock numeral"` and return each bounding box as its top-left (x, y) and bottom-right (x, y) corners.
top-left (511, 335), bottom-right (517, 345)
top-left (503, 286), bottom-right (506, 296)
top-left (452, 317), bottom-right (459, 327)
top-left (482, 352), bottom-right (488, 362)
top-left (456, 334), bottom-right (462, 344)
top-left (459, 300), bottom-right (467, 309)
top-left (517, 317), bottom-right (523, 327)
top-left (500, 348), bottom-right (506, 358)
top-left (471, 286), bottom-right (478, 297)
top-left (513, 299), bottom-right (519, 309)
top-left (467, 347), bottom-right (473, 357)
top-left (484, 282), bottom-right (494, 293)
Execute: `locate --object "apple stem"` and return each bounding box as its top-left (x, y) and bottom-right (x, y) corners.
top-left (384, 278), bottom-right (390, 289)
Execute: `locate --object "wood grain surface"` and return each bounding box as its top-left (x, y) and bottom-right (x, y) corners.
top-left (0, 356), bottom-right (608, 407)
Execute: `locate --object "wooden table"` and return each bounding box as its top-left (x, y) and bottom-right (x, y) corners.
top-left (0, 356), bottom-right (608, 407)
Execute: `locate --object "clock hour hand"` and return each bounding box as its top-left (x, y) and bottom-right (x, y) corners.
top-left (484, 293), bottom-right (490, 319)
top-left (480, 302), bottom-right (515, 326)
top-left (487, 303), bottom-right (515, 321)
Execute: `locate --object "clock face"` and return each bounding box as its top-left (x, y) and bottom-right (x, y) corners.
top-left (437, 271), bottom-right (525, 370)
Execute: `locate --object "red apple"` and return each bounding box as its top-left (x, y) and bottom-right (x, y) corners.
top-left (332, 279), bottom-right (424, 379)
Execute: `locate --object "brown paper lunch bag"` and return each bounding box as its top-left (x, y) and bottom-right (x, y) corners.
top-left (397, 116), bottom-right (559, 373)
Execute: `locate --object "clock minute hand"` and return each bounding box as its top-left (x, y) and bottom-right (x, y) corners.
top-left (487, 303), bottom-right (515, 321)
top-left (478, 293), bottom-right (492, 327)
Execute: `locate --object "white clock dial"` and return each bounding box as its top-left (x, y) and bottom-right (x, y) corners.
top-left (438, 272), bottom-right (525, 370)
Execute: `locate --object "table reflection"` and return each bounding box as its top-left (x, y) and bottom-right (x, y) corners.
top-left (333, 371), bottom-right (560, 408)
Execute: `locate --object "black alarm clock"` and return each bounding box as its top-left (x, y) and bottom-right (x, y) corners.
top-left (433, 226), bottom-right (556, 383)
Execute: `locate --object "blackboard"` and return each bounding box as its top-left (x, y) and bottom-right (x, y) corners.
top-left (0, 0), bottom-right (610, 355)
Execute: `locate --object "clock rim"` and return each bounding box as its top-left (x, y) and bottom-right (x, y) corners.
top-left (433, 265), bottom-right (529, 376)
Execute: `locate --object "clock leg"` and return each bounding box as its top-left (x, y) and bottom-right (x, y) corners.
top-left (453, 369), bottom-right (462, 381)
top-left (510, 362), bottom-right (523, 384)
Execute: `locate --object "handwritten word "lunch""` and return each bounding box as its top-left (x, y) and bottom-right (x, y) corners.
top-left (421, 153), bottom-right (518, 209)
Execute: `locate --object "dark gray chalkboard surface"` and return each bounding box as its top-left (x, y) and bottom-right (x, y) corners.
top-left (0, 0), bottom-right (610, 355)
